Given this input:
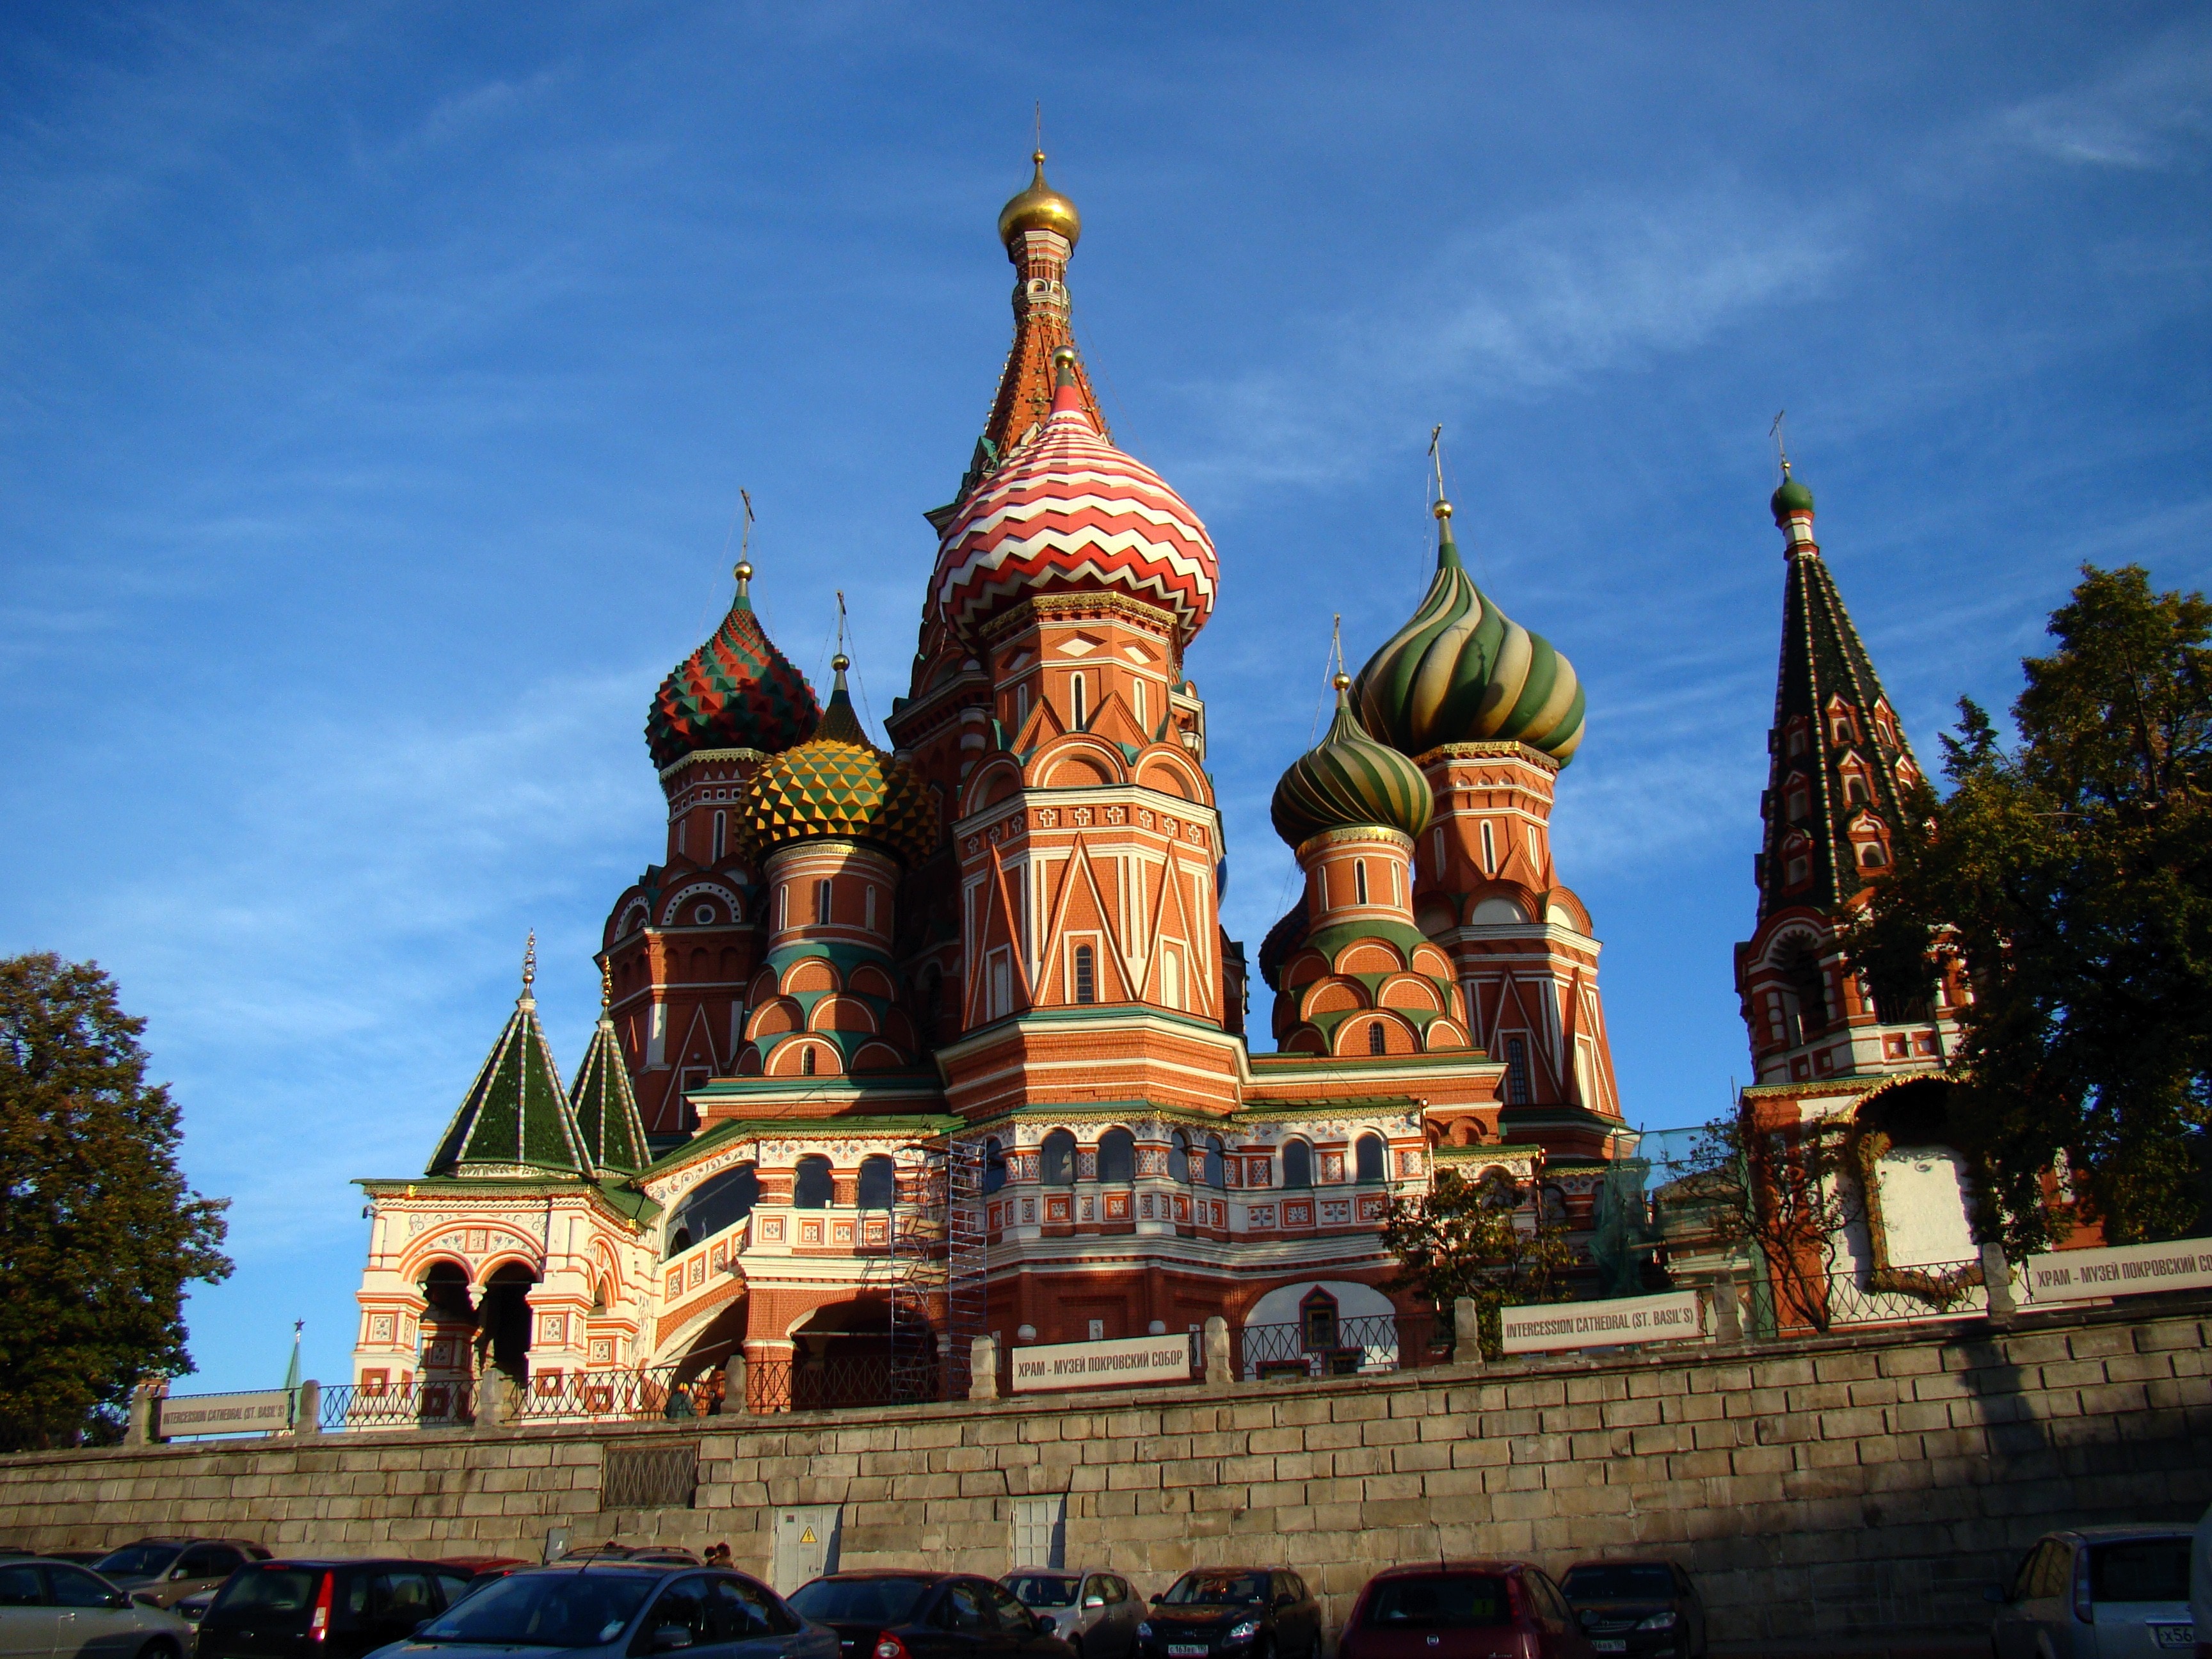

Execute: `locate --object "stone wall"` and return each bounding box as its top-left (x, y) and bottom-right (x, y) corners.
top-left (3, 1301), bottom-right (2206, 1647)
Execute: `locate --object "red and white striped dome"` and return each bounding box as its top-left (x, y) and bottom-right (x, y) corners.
top-left (931, 357), bottom-right (1217, 645)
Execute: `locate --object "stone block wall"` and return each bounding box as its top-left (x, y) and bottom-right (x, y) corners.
top-left (2, 1302), bottom-right (2206, 1647)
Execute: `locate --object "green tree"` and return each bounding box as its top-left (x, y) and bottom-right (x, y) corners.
top-left (1678, 1110), bottom-right (1865, 1332)
top-left (1845, 565), bottom-right (2212, 1253)
top-left (0, 954), bottom-right (232, 1448)
top-left (1382, 1166), bottom-right (1576, 1358)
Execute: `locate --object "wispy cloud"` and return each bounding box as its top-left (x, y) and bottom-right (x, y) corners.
top-left (2001, 23), bottom-right (2212, 169)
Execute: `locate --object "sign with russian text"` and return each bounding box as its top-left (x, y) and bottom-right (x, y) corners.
top-left (1500, 1290), bottom-right (1704, 1354)
top-left (1011, 1334), bottom-right (1192, 1393)
top-left (2023, 1237), bottom-right (2212, 1304)
top-left (157, 1388), bottom-right (293, 1437)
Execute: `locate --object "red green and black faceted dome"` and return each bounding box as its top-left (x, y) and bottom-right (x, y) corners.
top-left (645, 566), bottom-right (821, 769)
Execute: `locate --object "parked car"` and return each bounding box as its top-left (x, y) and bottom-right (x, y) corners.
top-left (1559, 1561), bottom-right (1706, 1658)
top-left (1137, 1570), bottom-right (1322, 1659)
top-left (1002, 1570), bottom-right (1143, 1659)
top-left (379, 1562), bottom-right (834, 1659)
top-left (193, 1558), bottom-right (476, 1659)
top-left (1336, 1562), bottom-right (1596, 1659)
top-left (44, 1553), bottom-right (115, 1569)
top-left (789, 1571), bottom-right (1073, 1659)
top-left (0, 1556), bottom-right (196, 1659)
top-left (96, 1541), bottom-right (271, 1612)
top-left (559, 1548), bottom-right (703, 1569)
top-left (2193, 1502), bottom-right (2212, 1659)
top-left (1988, 1527), bottom-right (2194, 1658)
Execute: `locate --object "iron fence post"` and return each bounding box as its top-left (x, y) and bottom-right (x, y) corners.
top-left (1712, 1271), bottom-right (1742, 1345)
top-left (723, 1357), bottom-right (748, 1416)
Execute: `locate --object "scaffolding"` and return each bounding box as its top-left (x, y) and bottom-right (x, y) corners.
top-left (943, 1137), bottom-right (990, 1397)
top-left (888, 1151), bottom-right (946, 1404)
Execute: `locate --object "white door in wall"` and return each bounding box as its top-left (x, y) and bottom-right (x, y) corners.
top-left (771, 1506), bottom-right (841, 1596)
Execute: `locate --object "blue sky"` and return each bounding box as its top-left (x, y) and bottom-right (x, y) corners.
top-left (3, 3), bottom-right (2208, 1393)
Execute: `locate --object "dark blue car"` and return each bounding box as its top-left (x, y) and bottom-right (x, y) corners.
top-left (367, 1563), bottom-right (837, 1659)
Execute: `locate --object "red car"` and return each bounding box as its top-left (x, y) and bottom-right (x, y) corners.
top-left (1337, 1564), bottom-right (1596, 1659)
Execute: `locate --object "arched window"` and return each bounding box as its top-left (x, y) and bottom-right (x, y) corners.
top-left (1480, 821), bottom-right (1496, 873)
top-left (982, 1137), bottom-right (1008, 1196)
top-left (666, 1163), bottom-right (758, 1256)
top-left (865, 886), bottom-right (878, 933)
top-left (1354, 860), bottom-right (1369, 904)
top-left (1159, 950), bottom-right (1182, 1009)
top-left (1041, 1129), bottom-right (1077, 1186)
top-left (1169, 1131), bottom-right (1190, 1183)
top-left (1202, 1135), bottom-right (1226, 1189)
top-left (814, 879), bottom-right (832, 926)
top-left (793, 1155), bottom-right (833, 1209)
top-left (1098, 1127), bottom-right (1135, 1183)
top-left (1786, 778), bottom-right (1811, 821)
top-left (1299, 1288), bottom-right (1340, 1352)
top-left (858, 1154), bottom-right (897, 1210)
top-left (1354, 1133), bottom-right (1385, 1183)
top-left (801, 1045), bottom-right (817, 1077)
top-left (421, 1260), bottom-right (473, 1318)
top-left (1281, 1139), bottom-right (1313, 1189)
top-left (1070, 673), bottom-right (1087, 728)
top-left (1859, 842), bottom-right (1888, 867)
top-left (1073, 944), bottom-right (1096, 1005)
top-left (1506, 1036), bottom-right (1532, 1105)
top-left (1365, 1020), bottom-right (1387, 1055)
top-left (712, 811), bottom-right (727, 862)
top-left (1845, 774), bottom-right (1869, 805)
top-left (1134, 678), bottom-right (1147, 732)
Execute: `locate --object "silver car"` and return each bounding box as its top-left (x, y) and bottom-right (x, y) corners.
top-left (1001, 1571), bottom-right (1142, 1659)
top-left (0, 1557), bottom-right (195, 1659)
top-left (1989, 1527), bottom-right (2194, 1657)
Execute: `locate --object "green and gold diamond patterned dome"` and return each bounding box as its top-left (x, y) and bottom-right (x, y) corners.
top-left (740, 655), bottom-right (939, 868)
top-left (1353, 501), bottom-right (1585, 764)
top-left (1271, 673), bottom-right (1435, 849)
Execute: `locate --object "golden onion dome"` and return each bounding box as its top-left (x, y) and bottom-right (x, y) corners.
top-left (998, 150), bottom-right (1081, 250)
top-left (739, 656), bottom-right (939, 869)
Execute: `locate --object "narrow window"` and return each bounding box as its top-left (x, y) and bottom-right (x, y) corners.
top-left (814, 879), bottom-right (831, 926)
top-left (1860, 842), bottom-right (1887, 868)
top-left (801, 1045), bottom-right (817, 1077)
top-left (1169, 1131), bottom-right (1190, 1183)
top-left (1016, 683), bottom-right (1030, 730)
top-left (1160, 950), bottom-right (1182, 1009)
top-left (1845, 775), bottom-right (1869, 805)
top-left (865, 886), bottom-right (878, 933)
top-left (677, 818), bottom-right (688, 856)
top-left (1431, 827), bottom-right (1445, 873)
top-left (1354, 860), bottom-right (1369, 904)
top-left (982, 1137), bottom-right (1008, 1195)
top-left (1480, 821), bottom-right (1495, 873)
top-left (1041, 1129), bottom-right (1077, 1185)
top-left (1073, 943), bottom-right (1096, 1004)
top-left (1391, 860), bottom-right (1402, 908)
top-left (1354, 1134), bottom-right (1385, 1182)
top-left (1283, 1140), bottom-right (1313, 1188)
top-left (1071, 673), bottom-right (1087, 728)
top-left (1203, 1136), bottom-right (1225, 1189)
top-left (1134, 678), bottom-right (1147, 732)
top-left (990, 953), bottom-right (1012, 1020)
top-left (794, 1154), bottom-right (831, 1207)
top-left (712, 810), bottom-right (726, 862)
top-left (1368, 1020), bottom-right (1386, 1056)
top-left (1099, 1127), bottom-right (1134, 1182)
top-left (1506, 1036), bottom-right (1531, 1105)
top-left (777, 883), bottom-right (788, 930)
top-left (858, 1155), bottom-right (896, 1210)
top-left (1527, 826), bottom-right (1540, 862)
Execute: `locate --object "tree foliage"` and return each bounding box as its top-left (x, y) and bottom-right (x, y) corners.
top-left (0, 954), bottom-right (232, 1448)
top-left (1679, 1110), bottom-right (1866, 1332)
top-left (1845, 564), bottom-right (2212, 1252)
top-left (1382, 1167), bottom-right (1576, 1358)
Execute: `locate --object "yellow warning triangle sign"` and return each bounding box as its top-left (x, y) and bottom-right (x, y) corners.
top-left (799, 1527), bottom-right (816, 1544)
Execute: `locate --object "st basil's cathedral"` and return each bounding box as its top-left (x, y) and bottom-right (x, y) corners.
top-left (349, 152), bottom-right (1964, 1406)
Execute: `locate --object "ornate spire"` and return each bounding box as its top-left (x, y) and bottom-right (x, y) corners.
top-left (569, 958), bottom-right (651, 1176)
top-left (928, 148), bottom-right (1109, 527)
top-left (1353, 499), bottom-right (1585, 764)
top-left (425, 940), bottom-right (591, 1179)
top-left (1752, 464), bottom-right (1924, 922)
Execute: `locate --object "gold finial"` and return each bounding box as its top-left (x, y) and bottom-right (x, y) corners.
top-left (832, 652), bottom-right (851, 673)
top-left (598, 957), bottom-right (613, 1013)
top-left (734, 558), bottom-right (753, 584)
top-left (1432, 499), bottom-right (1453, 520)
top-left (521, 931), bottom-right (536, 997)
top-left (1331, 670), bottom-right (1351, 692)
top-left (998, 142), bottom-right (1081, 251)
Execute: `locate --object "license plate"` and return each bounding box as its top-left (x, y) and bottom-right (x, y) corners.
top-left (2151, 1624), bottom-right (2195, 1650)
top-left (1167, 1646), bottom-right (1208, 1656)
top-left (1593, 1644), bottom-right (1626, 1654)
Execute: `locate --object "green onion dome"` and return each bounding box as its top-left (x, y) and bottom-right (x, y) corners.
top-left (646, 561), bottom-right (820, 769)
top-left (1271, 675), bottom-right (1436, 849)
top-left (1771, 465), bottom-right (1815, 524)
top-left (1352, 502), bottom-right (1585, 765)
top-left (739, 656), bottom-right (939, 869)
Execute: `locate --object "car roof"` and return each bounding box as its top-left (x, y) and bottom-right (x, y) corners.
top-left (1563, 1560), bottom-right (1680, 1571)
top-left (248, 1559), bottom-right (456, 1569)
top-left (1366, 1562), bottom-right (1530, 1578)
top-left (2050, 1527), bottom-right (2193, 1543)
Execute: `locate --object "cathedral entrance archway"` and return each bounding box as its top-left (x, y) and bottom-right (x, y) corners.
top-left (477, 1261), bottom-right (538, 1382)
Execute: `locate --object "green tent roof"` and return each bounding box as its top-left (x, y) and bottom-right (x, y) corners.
top-left (570, 996), bottom-right (652, 1176)
top-left (426, 959), bottom-right (591, 1179)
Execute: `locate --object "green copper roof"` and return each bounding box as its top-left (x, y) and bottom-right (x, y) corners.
top-left (1270, 678), bottom-right (1434, 849)
top-left (1353, 504), bottom-right (1585, 765)
top-left (569, 974), bottom-right (651, 1176)
top-left (426, 946), bottom-right (591, 1180)
top-left (1771, 466), bottom-right (1815, 522)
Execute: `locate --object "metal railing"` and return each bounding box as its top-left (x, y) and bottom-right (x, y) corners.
top-left (318, 1376), bottom-right (475, 1433)
top-left (742, 1354), bottom-right (917, 1413)
top-left (1235, 1313), bottom-right (1439, 1381)
top-left (512, 1364), bottom-right (704, 1423)
top-left (1756, 1256), bottom-right (1985, 1336)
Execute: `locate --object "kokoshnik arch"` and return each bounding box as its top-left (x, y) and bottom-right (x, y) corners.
top-left (348, 153), bottom-right (2002, 1404)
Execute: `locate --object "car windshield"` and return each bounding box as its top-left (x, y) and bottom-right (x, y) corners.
top-left (1164, 1575), bottom-right (1267, 1607)
top-left (1363, 1576), bottom-right (1510, 1630)
top-left (1006, 1576), bottom-right (1084, 1608)
top-left (206, 1568), bottom-right (323, 1628)
top-left (417, 1573), bottom-right (659, 1647)
top-left (1561, 1567), bottom-right (1676, 1602)
top-left (787, 1578), bottom-right (936, 1626)
top-left (2090, 1540), bottom-right (2190, 1604)
top-left (97, 1546), bottom-right (182, 1580)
